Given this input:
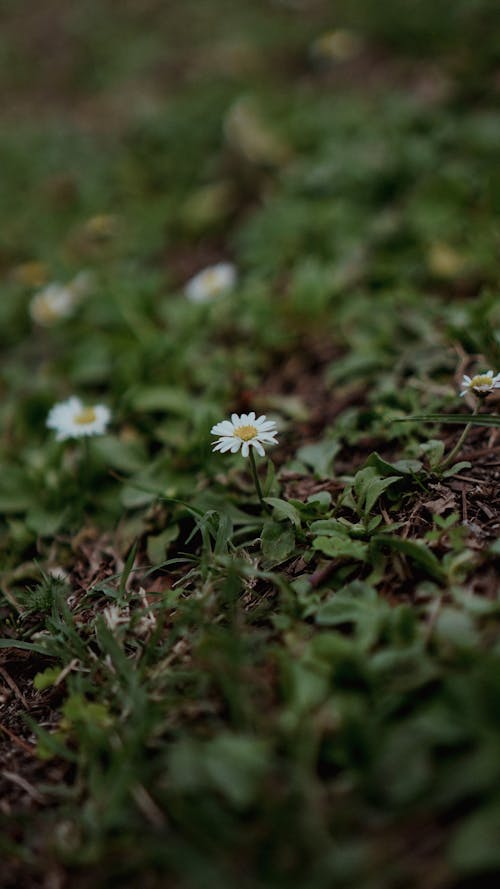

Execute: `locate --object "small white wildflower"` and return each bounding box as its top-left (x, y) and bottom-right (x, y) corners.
top-left (46, 396), bottom-right (111, 441)
top-left (30, 283), bottom-right (76, 326)
top-left (460, 370), bottom-right (500, 397)
top-left (185, 262), bottom-right (236, 303)
top-left (211, 412), bottom-right (278, 458)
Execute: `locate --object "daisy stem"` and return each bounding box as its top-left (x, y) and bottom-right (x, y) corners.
top-left (81, 436), bottom-right (92, 492)
top-left (438, 403), bottom-right (479, 471)
top-left (249, 449), bottom-right (265, 506)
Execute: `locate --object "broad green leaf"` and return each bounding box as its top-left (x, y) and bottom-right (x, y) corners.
top-left (372, 534), bottom-right (444, 581)
top-left (434, 607), bottom-right (479, 647)
top-left (204, 734), bottom-right (270, 808)
top-left (296, 439), bottom-right (340, 478)
top-left (91, 435), bottom-right (146, 472)
top-left (263, 497), bottom-right (301, 527)
top-left (33, 665), bottom-right (63, 690)
top-left (147, 524), bottom-right (180, 563)
top-left (353, 467), bottom-right (401, 515)
top-left (367, 452), bottom-right (423, 477)
top-left (313, 534), bottom-right (368, 561)
top-left (261, 521), bottom-right (295, 565)
top-left (307, 491), bottom-right (332, 511)
top-left (450, 805), bottom-right (500, 873)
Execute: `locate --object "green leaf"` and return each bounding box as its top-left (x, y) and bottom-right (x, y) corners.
top-left (417, 439), bottom-right (445, 468)
top-left (26, 509), bottom-right (64, 537)
top-left (263, 497), bottom-right (301, 527)
top-left (367, 452), bottom-right (423, 476)
top-left (0, 467), bottom-right (34, 513)
top-left (203, 734), bottom-right (270, 809)
top-left (63, 693), bottom-right (113, 729)
top-left (450, 805), bottom-right (500, 873)
top-left (33, 665), bottom-right (63, 690)
top-left (169, 734), bottom-right (270, 810)
top-left (261, 521), bottom-right (295, 566)
top-left (91, 435), bottom-right (146, 473)
top-left (131, 386), bottom-right (192, 415)
top-left (147, 524), bottom-right (180, 563)
top-left (296, 439), bottom-right (340, 478)
top-left (313, 534), bottom-right (368, 561)
top-left (442, 461), bottom-right (471, 478)
top-left (0, 639), bottom-right (51, 655)
top-left (399, 414), bottom-right (500, 428)
top-left (307, 491), bottom-right (332, 511)
top-left (315, 583), bottom-right (382, 647)
top-left (372, 535), bottom-right (444, 581)
top-left (353, 467), bottom-right (401, 515)
top-left (434, 607), bottom-right (479, 647)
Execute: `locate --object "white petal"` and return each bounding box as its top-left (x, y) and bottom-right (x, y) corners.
top-left (241, 441), bottom-right (250, 457)
top-left (252, 440), bottom-right (265, 457)
top-left (247, 411), bottom-right (255, 422)
top-left (211, 420), bottom-right (234, 435)
top-left (231, 413), bottom-right (240, 426)
top-left (230, 440), bottom-right (242, 453)
top-left (94, 405), bottom-right (111, 426)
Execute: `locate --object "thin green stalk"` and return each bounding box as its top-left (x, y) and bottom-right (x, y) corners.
top-left (438, 403), bottom-right (479, 471)
top-left (248, 449), bottom-right (265, 506)
top-left (80, 436), bottom-right (93, 497)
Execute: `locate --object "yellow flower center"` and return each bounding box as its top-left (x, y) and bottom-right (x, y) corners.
top-left (203, 270), bottom-right (222, 295)
top-left (470, 374), bottom-right (493, 388)
top-left (234, 424), bottom-right (258, 441)
top-left (74, 407), bottom-right (97, 425)
top-left (37, 297), bottom-right (60, 322)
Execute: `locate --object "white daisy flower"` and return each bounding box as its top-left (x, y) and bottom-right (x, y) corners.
top-left (185, 262), bottom-right (236, 303)
top-left (211, 412), bottom-right (278, 458)
top-left (47, 397), bottom-right (111, 441)
top-left (460, 370), bottom-right (500, 397)
top-left (30, 283), bottom-right (76, 326)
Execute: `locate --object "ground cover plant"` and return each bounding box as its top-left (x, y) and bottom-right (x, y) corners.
top-left (1, 1), bottom-right (500, 887)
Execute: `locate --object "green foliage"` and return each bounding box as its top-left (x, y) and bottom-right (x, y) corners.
top-left (1, 1), bottom-right (500, 887)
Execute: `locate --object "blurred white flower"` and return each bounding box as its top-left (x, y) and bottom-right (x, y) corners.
top-left (185, 262), bottom-right (236, 303)
top-left (460, 371), bottom-right (500, 397)
top-left (47, 397), bottom-right (111, 441)
top-left (30, 283), bottom-right (76, 326)
top-left (30, 271), bottom-right (94, 326)
top-left (211, 412), bottom-right (278, 458)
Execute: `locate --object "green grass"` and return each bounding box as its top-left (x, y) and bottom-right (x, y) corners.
top-left (1, 1), bottom-right (500, 887)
